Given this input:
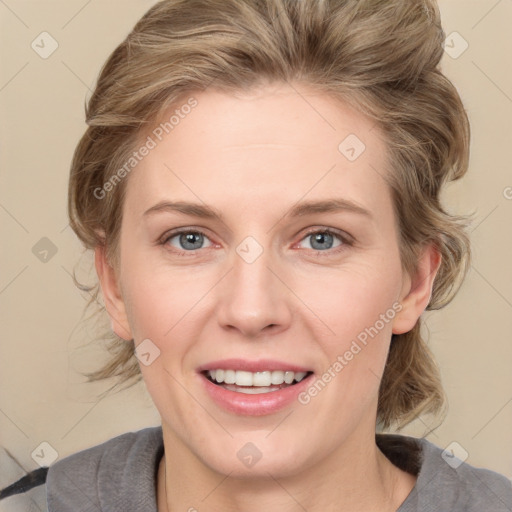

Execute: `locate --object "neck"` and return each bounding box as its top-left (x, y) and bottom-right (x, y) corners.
top-left (157, 425), bottom-right (416, 512)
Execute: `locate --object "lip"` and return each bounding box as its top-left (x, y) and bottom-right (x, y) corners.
top-left (197, 358), bottom-right (312, 373)
top-left (198, 369), bottom-right (314, 416)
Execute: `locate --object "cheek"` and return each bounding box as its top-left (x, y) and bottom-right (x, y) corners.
top-left (123, 277), bottom-right (190, 342)
top-left (120, 269), bottom-right (199, 417)
top-left (298, 258), bottom-right (403, 345)
top-left (118, 237), bottom-right (201, 340)
top-left (299, 269), bottom-right (403, 421)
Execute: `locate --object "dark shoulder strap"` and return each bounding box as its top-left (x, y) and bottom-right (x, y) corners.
top-left (0, 467), bottom-right (49, 500)
top-left (376, 434), bottom-right (423, 476)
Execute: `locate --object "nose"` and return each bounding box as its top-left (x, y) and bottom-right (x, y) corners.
top-left (215, 241), bottom-right (293, 339)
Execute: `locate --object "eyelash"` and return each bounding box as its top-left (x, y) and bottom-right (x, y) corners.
top-left (159, 227), bottom-right (353, 257)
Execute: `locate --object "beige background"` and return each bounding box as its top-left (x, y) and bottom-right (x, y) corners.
top-left (1, 0), bottom-right (511, 502)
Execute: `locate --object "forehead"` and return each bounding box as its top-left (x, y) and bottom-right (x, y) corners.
top-left (124, 82), bottom-right (391, 219)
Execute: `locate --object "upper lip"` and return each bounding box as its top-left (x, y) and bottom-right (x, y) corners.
top-left (197, 358), bottom-right (313, 373)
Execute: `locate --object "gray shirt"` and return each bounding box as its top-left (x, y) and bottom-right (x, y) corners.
top-left (42, 426), bottom-right (511, 511)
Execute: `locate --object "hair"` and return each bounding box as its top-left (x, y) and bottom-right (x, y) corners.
top-left (68, 0), bottom-right (471, 430)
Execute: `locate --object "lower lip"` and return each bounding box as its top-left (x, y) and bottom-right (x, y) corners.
top-left (198, 372), bottom-right (314, 416)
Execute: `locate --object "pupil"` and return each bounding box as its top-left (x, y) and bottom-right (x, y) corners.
top-left (311, 232), bottom-right (333, 250)
top-left (181, 232), bottom-right (202, 250)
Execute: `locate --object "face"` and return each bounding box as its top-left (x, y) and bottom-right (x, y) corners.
top-left (97, 81), bottom-right (437, 479)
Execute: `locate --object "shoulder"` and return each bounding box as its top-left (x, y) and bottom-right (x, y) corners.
top-left (377, 434), bottom-right (512, 512)
top-left (46, 426), bottom-right (163, 512)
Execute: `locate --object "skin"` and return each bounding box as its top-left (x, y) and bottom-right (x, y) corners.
top-left (95, 81), bottom-right (440, 512)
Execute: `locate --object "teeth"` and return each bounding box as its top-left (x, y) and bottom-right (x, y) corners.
top-left (236, 370), bottom-right (253, 386)
top-left (206, 369), bottom-right (309, 386)
top-left (223, 384), bottom-right (281, 394)
top-left (224, 369), bottom-right (236, 384)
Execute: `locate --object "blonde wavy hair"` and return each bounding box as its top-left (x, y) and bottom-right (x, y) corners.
top-left (68, 0), bottom-right (471, 430)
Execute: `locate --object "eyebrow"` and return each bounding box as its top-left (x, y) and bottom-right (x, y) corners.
top-left (143, 198), bottom-right (372, 221)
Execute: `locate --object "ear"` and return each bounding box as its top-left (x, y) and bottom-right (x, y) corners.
top-left (94, 245), bottom-right (133, 340)
top-left (392, 243), bottom-right (441, 335)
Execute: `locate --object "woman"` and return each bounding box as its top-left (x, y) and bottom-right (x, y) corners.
top-left (2, 0), bottom-right (511, 510)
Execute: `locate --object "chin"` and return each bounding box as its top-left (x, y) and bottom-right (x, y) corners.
top-left (195, 435), bottom-right (318, 480)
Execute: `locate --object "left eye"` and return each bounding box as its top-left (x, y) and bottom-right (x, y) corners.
top-left (297, 230), bottom-right (344, 251)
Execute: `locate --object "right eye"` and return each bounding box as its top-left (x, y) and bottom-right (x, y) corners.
top-left (161, 229), bottom-right (214, 255)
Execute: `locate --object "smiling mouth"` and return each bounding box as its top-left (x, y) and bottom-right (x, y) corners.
top-left (203, 369), bottom-right (314, 394)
